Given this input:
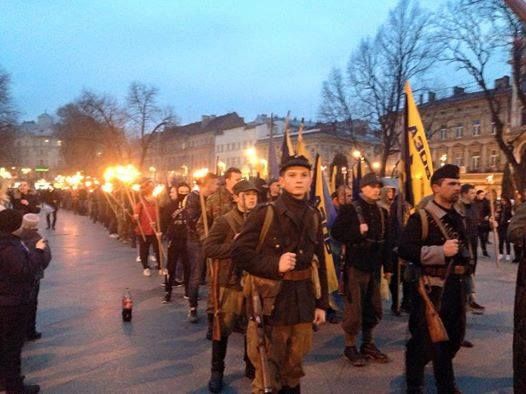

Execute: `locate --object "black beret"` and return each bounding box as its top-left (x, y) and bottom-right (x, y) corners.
top-left (233, 180), bottom-right (259, 195)
top-left (0, 209), bottom-right (23, 234)
top-left (279, 155), bottom-right (312, 174)
top-left (430, 164), bottom-right (460, 185)
top-left (360, 173), bottom-right (383, 189)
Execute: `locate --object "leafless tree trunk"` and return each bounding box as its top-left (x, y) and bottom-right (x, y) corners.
top-left (126, 81), bottom-right (177, 170)
top-left (438, 0), bottom-right (526, 196)
top-left (0, 68), bottom-right (18, 166)
top-left (319, 0), bottom-right (439, 176)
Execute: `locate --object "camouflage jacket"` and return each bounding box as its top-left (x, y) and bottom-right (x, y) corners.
top-left (197, 186), bottom-right (235, 240)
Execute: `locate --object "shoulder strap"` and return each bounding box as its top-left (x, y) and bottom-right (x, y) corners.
top-left (352, 201), bottom-right (366, 225)
top-left (424, 207), bottom-right (451, 241)
top-left (418, 209), bottom-right (429, 241)
top-left (256, 204), bottom-right (275, 253)
top-left (377, 205), bottom-right (385, 237)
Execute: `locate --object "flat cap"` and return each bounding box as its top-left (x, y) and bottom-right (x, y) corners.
top-left (430, 164), bottom-right (460, 185)
top-left (280, 155), bottom-right (312, 174)
top-left (233, 180), bottom-right (259, 195)
top-left (360, 173), bottom-right (383, 189)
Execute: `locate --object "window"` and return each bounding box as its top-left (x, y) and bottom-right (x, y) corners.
top-left (471, 155), bottom-right (480, 170)
top-left (489, 149), bottom-right (498, 167)
top-left (455, 154), bottom-right (463, 166)
top-left (440, 128), bottom-right (448, 140)
top-left (455, 125), bottom-right (464, 139)
top-left (472, 120), bottom-right (481, 136)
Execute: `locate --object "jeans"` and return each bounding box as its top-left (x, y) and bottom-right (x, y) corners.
top-left (46, 210), bottom-right (57, 229)
top-left (166, 238), bottom-right (189, 298)
top-left (186, 239), bottom-right (203, 309)
top-left (139, 235), bottom-right (160, 270)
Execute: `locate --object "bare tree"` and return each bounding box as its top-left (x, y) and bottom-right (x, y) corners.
top-left (438, 0), bottom-right (526, 195)
top-left (56, 90), bottom-right (127, 174)
top-left (126, 82), bottom-right (177, 170)
top-left (0, 68), bottom-right (18, 166)
top-left (319, 0), bottom-right (439, 176)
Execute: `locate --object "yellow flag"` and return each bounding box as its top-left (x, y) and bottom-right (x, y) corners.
top-left (402, 81), bottom-right (434, 206)
top-left (296, 120), bottom-right (311, 162)
top-left (313, 155), bottom-right (339, 295)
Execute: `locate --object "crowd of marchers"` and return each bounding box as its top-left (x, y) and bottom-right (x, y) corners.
top-left (1, 160), bottom-right (526, 393)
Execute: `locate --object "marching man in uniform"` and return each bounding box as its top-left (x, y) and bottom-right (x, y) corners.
top-left (398, 164), bottom-right (470, 394)
top-left (203, 180), bottom-right (259, 393)
top-left (232, 155), bottom-right (328, 394)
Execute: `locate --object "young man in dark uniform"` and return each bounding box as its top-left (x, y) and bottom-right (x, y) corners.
top-left (398, 164), bottom-right (470, 394)
top-left (204, 180), bottom-right (259, 393)
top-left (232, 155), bottom-right (328, 393)
top-left (331, 172), bottom-right (392, 366)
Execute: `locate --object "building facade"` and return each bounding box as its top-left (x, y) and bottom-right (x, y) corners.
top-left (15, 113), bottom-right (64, 177)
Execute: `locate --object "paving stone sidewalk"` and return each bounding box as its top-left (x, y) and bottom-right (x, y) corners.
top-left (20, 211), bottom-right (515, 393)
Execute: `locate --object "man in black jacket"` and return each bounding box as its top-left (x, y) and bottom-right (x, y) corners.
top-left (332, 173), bottom-right (392, 367)
top-left (161, 183), bottom-right (190, 303)
top-left (0, 209), bottom-right (49, 394)
top-left (232, 155), bottom-right (328, 393)
top-left (399, 164), bottom-right (469, 394)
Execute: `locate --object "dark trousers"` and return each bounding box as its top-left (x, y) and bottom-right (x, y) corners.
top-left (390, 258), bottom-right (411, 312)
top-left (406, 277), bottom-right (466, 393)
top-left (26, 282), bottom-right (40, 336)
top-left (166, 239), bottom-right (189, 298)
top-left (478, 224), bottom-right (489, 253)
top-left (139, 235), bottom-right (161, 270)
top-left (46, 210), bottom-right (57, 229)
top-left (0, 305), bottom-right (28, 391)
top-left (499, 225), bottom-right (511, 255)
top-left (341, 266), bottom-right (382, 345)
top-left (186, 239), bottom-right (203, 309)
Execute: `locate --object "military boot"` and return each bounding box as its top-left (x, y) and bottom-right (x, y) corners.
top-left (343, 346), bottom-right (368, 367)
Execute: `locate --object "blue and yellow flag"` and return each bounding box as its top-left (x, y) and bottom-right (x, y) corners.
top-left (401, 81), bottom-right (434, 207)
top-left (312, 154), bottom-right (339, 295)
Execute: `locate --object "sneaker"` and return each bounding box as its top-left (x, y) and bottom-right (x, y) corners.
top-left (162, 294), bottom-right (171, 304)
top-left (360, 343), bottom-right (390, 363)
top-left (143, 268), bottom-right (151, 277)
top-left (109, 233), bottom-right (119, 239)
top-left (150, 255), bottom-right (157, 263)
top-left (158, 269), bottom-right (167, 276)
top-left (136, 256), bottom-right (141, 263)
top-left (506, 255), bottom-right (511, 262)
top-left (469, 301), bottom-right (485, 315)
top-left (498, 254), bottom-right (503, 261)
top-left (188, 308), bottom-right (199, 323)
top-left (184, 295), bottom-right (189, 300)
top-left (343, 346), bottom-right (368, 367)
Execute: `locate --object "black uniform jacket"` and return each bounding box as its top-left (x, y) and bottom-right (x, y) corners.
top-left (331, 196), bottom-right (391, 273)
top-left (232, 192), bottom-right (329, 325)
top-left (398, 200), bottom-right (470, 270)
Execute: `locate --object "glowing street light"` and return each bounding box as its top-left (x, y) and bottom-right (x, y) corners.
top-left (352, 150), bottom-right (361, 160)
top-left (372, 161), bottom-right (381, 170)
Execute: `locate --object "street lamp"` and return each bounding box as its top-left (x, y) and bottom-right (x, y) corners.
top-left (352, 150), bottom-right (361, 160)
top-left (440, 154), bottom-right (447, 167)
top-left (372, 161), bottom-right (381, 171)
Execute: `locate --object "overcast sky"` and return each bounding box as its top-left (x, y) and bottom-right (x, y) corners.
top-left (0, 0), bottom-right (504, 124)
